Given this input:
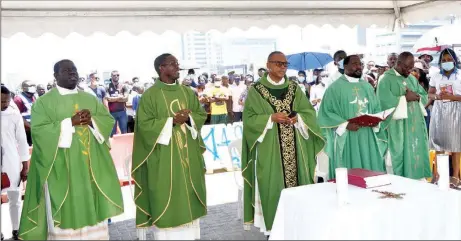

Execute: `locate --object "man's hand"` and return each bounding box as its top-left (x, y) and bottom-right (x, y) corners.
top-left (346, 122), bottom-right (360, 131)
top-left (71, 109), bottom-right (92, 126)
top-left (288, 116), bottom-right (298, 125)
top-left (20, 161), bottom-right (29, 182)
top-left (173, 110), bottom-right (190, 125)
top-left (271, 112), bottom-right (289, 124)
top-left (405, 90), bottom-right (420, 102)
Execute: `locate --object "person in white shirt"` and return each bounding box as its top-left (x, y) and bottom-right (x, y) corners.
top-left (1, 85), bottom-right (30, 240)
top-left (427, 48), bottom-right (461, 187)
top-left (309, 71), bottom-right (327, 112)
top-left (230, 77), bottom-right (246, 122)
top-left (297, 70), bottom-right (307, 93)
top-left (324, 50), bottom-right (347, 88)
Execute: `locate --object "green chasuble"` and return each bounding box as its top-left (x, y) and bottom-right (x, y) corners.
top-left (241, 75), bottom-right (325, 231)
top-left (131, 81), bottom-right (207, 228)
top-left (376, 69), bottom-right (431, 179)
top-left (317, 76), bottom-right (386, 179)
top-left (19, 88), bottom-right (124, 240)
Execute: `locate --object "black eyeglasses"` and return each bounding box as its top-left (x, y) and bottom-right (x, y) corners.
top-left (269, 61), bottom-right (290, 68)
top-left (162, 62), bottom-right (180, 67)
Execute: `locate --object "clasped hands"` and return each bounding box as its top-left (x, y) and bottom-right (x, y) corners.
top-left (405, 89), bottom-right (420, 102)
top-left (271, 112), bottom-right (297, 125)
top-left (173, 109), bottom-right (191, 125)
top-left (432, 91), bottom-right (457, 101)
top-left (71, 109), bottom-right (92, 126)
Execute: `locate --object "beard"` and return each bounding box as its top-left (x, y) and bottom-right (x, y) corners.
top-left (349, 71), bottom-right (362, 78)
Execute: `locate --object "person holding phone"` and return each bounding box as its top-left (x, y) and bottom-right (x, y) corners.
top-left (241, 51), bottom-right (325, 238)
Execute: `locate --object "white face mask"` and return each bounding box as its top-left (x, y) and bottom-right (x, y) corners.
top-left (338, 59), bottom-right (345, 69)
top-left (214, 81), bottom-right (222, 87)
top-left (27, 86), bottom-right (36, 94)
top-left (298, 77), bottom-right (306, 82)
top-left (441, 61), bottom-right (455, 71)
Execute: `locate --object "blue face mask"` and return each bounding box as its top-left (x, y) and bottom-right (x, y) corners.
top-left (338, 59), bottom-right (345, 70)
top-left (441, 61), bottom-right (455, 71)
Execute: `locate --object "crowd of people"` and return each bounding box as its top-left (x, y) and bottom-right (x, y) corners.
top-left (1, 46), bottom-right (460, 240)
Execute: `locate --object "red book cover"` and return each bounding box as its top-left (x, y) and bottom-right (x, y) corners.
top-left (348, 115), bottom-right (383, 127)
top-left (347, 108), bottom-right (395, 127)
top-left (348, 168), bottom-right (386, 178)
top-left (327, 169), bottom-right (389, 189)
top-left (1, 172), bottom-right (10, 190)
top-left (348, 168), bottom-right (389, 188)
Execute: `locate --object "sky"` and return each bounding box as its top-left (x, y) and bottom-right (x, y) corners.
top-left (0, 25), bottom-right (388, 89)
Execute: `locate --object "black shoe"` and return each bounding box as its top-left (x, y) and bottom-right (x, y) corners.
top-left (12, 230), bottom-right (19, 240)
top-left (2, 233), bottom-right (4, 240)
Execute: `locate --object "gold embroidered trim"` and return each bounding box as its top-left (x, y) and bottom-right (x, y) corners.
top-left (254, 81), bottom-right (298, 188)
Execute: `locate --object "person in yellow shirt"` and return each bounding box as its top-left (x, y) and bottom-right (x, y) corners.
top-left (206, 76), bottom-right (230, 124)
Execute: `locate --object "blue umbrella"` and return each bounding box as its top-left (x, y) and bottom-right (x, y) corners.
top-left (286, 52), bottom-right (333, 71)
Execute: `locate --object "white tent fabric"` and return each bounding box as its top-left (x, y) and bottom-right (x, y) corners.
top-left (412, 23), bottom-right (461, 52)
top-left (2, 0), bottom-right (461, 37)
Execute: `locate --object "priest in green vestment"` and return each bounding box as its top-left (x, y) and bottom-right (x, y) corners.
top-left (131, 54), bottom-right (207, 240)
top-left (376, 52), bottom-right (431, 180)
top-left (242, 51), bottom-right (325, 235)
top-left (19, 60), bottom-right (124, 240)
top-left (317, 55), bottom-right (386, 179)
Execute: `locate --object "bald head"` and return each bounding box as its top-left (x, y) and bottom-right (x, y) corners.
top-left (397, 52), bottom-right (414, 63)
top-left (266, 51), bottom-right (288, 81)
top-left (395, 52), bottom-right (415, 78)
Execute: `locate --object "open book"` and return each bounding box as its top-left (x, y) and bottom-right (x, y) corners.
top-left (348, 107), bottom-right (395, 127)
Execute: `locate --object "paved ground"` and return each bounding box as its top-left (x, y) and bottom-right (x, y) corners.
top-left (108, 202), bottom-right (266, 240)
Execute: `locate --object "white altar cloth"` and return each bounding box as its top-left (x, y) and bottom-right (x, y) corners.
top-left (270, 175), bottom-right (461, 240)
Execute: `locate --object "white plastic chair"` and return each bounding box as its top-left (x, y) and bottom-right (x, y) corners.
top-left (315, 151), bottom-right (329, 183)
top-left (227, 139), bottom-right (244, 220)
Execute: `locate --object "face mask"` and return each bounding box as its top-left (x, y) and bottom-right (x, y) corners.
top-left (214, 81), bottom-right (222, 87)
top-left (27, 87), bottom-right (36, 94)
top-left (298, 77), bottom-right (305, 83)
top-left (338, 59), bottom-right (345, 70)
top-left (441, 61), bottom-right (455, 71)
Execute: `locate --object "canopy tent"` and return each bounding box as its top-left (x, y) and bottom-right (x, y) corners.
top-left (2, 1), bottom-right (461, 37)
top-left (412, 23), bottom-right (461, 53)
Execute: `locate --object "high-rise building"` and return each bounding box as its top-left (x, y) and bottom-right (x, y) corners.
top-left (221, 38), bottom-right (277, 74)
top-left (374, 18), bottom-right (453, 63)
top-left (181, 31), bottom-right (223, 73)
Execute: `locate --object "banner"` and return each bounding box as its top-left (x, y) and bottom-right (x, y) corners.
top-left (201, 122), bottom-right (243, 171)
